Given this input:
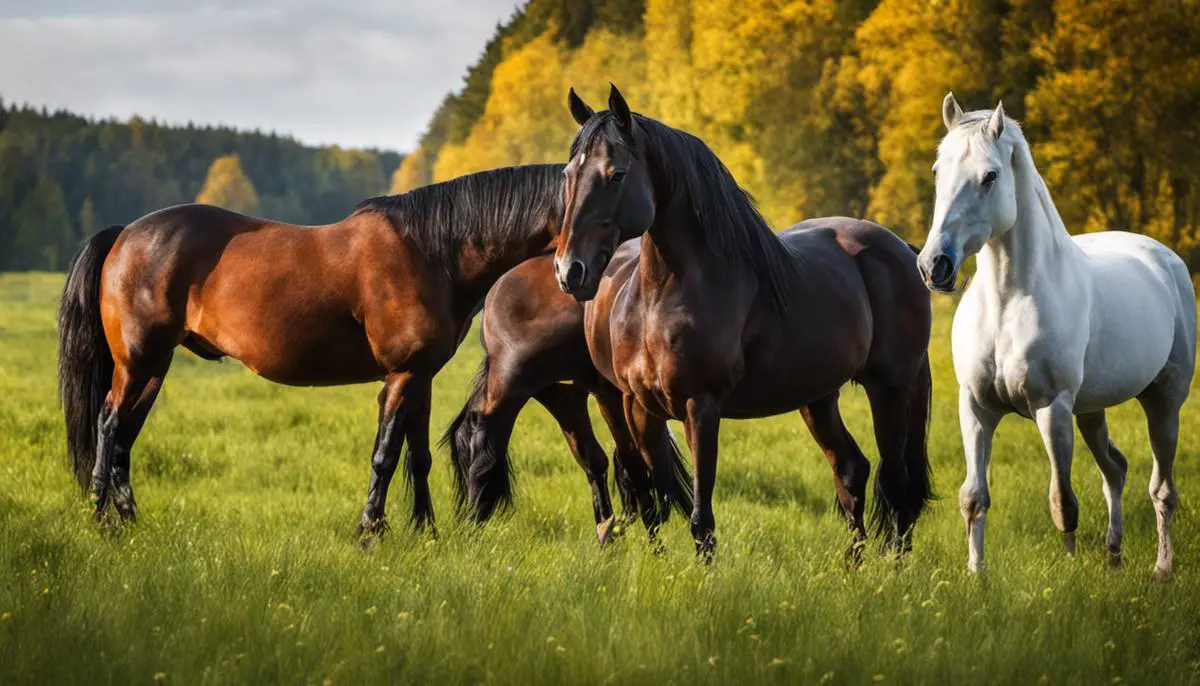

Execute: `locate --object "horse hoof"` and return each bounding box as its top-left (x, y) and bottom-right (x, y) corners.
top-left (1153, 565), bottom-right (1172, 583)
top-left (1062, 532), bottom-right (1076, 557)
top-left (357, 516), bottom-right (390, 550)
top-left (596, 516), bottom-right (617, 549)
top-left (1108, 553), bottom-right (1123, 569)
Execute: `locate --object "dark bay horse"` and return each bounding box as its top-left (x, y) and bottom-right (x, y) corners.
top-left (443, 251), bottom-right (693, 545)
top-left (57, 164), bottom-right (566, 537)
top-left (556, 86), bottom-right (934, 557)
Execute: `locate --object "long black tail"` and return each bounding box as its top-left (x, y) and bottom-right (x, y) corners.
top-left (662, 429), bottom-right (694, 517)
top-left (443, 353), bottom-right (496, 513)
top-left (57, 225), bottom-right (124, 493)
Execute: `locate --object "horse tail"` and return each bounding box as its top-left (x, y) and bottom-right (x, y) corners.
top-left (442, 352), bottom-right (492, 513)
top-left (664, 428), bottom-right (695, 518)
top-left (611, 450), bottom-right (640, 517)
top-left (57, 225), bottom-right (124, 493)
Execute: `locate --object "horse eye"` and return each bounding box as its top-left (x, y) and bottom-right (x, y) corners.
top-left (610, 170), bottom-right (627, 183)
top-left (982, 170), bottom-right (998, 187)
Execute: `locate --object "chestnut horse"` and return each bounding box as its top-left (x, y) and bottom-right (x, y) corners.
top-left (556, 86), bottom-right (934, 557)
top-left (443, 250), bottom-right (693, 545)
top-left (57, 164), bottom-right (566, 537)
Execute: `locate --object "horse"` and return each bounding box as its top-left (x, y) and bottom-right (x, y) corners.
top-left (553, 85), bottom-right (934, 558)
top-left (443, 251), bottom-right (694, 545)
top-left (917, 94), bottom-right (1196, 578)
top-left (57, 164), bottom-right (568, 539)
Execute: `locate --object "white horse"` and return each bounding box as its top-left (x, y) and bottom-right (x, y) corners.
top-left (917, 93), bottom-right (1196, 579)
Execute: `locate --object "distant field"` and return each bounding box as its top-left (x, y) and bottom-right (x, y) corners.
top-left (1, 272), bottom-right (1198, 685)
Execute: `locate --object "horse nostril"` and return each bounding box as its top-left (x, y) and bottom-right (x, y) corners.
top-left (565, 261), bottom-right (587, 292)
top-left (931, 254), bottom-right (954, 287)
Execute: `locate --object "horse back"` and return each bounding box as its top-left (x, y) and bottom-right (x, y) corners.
top-left (100, 203), bottom-right (436, 385)
top-left (1074, 231), bottom-right (1196, 408)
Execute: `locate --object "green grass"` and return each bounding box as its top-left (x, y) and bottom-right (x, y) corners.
top-left (1, 271), bottom-right (1198, 685)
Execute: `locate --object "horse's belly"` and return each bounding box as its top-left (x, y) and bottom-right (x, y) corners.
top-left (192, 304), bottom-right (384, 386)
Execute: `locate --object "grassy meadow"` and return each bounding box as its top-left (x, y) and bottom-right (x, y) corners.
top-left (1, 272), bottom-right (1198, 685)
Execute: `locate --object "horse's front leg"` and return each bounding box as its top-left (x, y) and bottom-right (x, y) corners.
top-left (684, 394), bottom-right (722, 560)
top-left (624, 396), bottom-right (673, 542)
top-left (960, 387), bottom-right (1001, 572)
top-left (1033, 392), bottom-right (1080, 558)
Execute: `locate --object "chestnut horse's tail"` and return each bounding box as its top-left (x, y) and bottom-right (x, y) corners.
top-left (57, 225), bottom-right (124, 493)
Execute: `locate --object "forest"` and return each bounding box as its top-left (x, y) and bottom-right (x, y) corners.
top-left (396, 0), bottom-right (1200, 269)
top-left (4, 0), bottom-right (1197, 272)
top-left (0, 102), bottom-right (401, 271)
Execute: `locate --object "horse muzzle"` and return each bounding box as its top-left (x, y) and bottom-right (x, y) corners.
top-left (918, 252), bottom-right (958, 293)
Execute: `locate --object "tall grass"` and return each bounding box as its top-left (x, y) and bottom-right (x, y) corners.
top-left (0, 273), bottom-right (1197, 684)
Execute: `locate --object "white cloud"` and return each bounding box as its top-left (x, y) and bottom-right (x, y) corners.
top-left (0, 0), bottom-right (524, 151)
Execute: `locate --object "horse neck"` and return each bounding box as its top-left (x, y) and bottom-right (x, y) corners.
top-left (975, 136), bottom-right (1078, 298)
top-left (640, 200), bottom-right (729, 296)
top-left (453, 215), bottom-right (557, 301)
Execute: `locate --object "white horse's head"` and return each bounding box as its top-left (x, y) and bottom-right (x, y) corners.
top-left (917, 93), bottom-right (1019, 292)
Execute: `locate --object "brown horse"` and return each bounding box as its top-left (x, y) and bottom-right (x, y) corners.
top-left (57, 164), bottom-right (567, 537)
top-left (555, 86), bottom-right (934, 558)
top-left (443, 251), bottom-right (693, 544)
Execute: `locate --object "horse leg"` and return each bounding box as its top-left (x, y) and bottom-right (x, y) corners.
top-left (624, 396), bottom-right (673, 543)
top-left (534, 383), bottom-right (617, 547)
top-left (358, 371), bottom-right (414, 540)
top-left (960, 387), bottom-right (1001, 572)
top-left (402, 376), bottom-right (436, 534)
top-left (799, 393), bottom-right (870, 563)
top-left (1076, 411), bottom-right (1128, 567)
top-left (94, 349), bottom-right (170, 522)
top-left (1138, 389), bottom-right (1183, 581)
top-left (110, 361), bottom-right (171, 522)
top-left (859, 376), bottom-right (914, 553)
top-left (684, 394), bottom-right (722, 560)
top-left (595, 386), bottom-right (658, 531)
top-left (1033, 392), bottom-right (1079, 558)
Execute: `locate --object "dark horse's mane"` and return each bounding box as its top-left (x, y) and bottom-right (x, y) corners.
top-left (355, 164), bottom-right (565, 268)
top-left (570, 112), bottom-right (795, 314)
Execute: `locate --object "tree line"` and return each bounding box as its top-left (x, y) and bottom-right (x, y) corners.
top-left (395, 0), bottom-right (1200, 270)
top-left (0, 101), bottom-right (401, 271)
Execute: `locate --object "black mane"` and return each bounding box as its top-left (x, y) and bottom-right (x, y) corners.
top-left (355, 164), bottom-right (565, 267)
top-left (571, 113), bottom-right (795, 314)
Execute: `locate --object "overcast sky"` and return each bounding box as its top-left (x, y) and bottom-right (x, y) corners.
top-left (0, 0), bottom-right (524, 152)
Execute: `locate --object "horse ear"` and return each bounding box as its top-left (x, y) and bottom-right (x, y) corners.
top-left (568, 87), bottom-right (595, 127)
top-left (987, 101), bottom-right (1005, 139)
top-left (942, 92), bottom-right (963, 131)
top-left (608, 83), bottom-right (633, 131)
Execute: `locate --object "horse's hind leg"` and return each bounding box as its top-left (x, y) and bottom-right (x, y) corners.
top-left (534, 383), bottom-right (617, 547)
top-left (1033, 392), bottom-right (1080, 557)
top-left (799, 393), bottom-right (870, 563)
top-left (95, 347), bottom-right (173, 522)
top-left (358, 372), bottom-right (416, 539)
top-left (1138, 387), bottom-right (1184, 580)
top-left (1076, 411), bottom-right (1128, 566)
top-left (402, 376), bottom-right (437, 534)
top-left (110, 361), bottom-right (172, 522)
top-left (859, 376), bottom-right (914, 552)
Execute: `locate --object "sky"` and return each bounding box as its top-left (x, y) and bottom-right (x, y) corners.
top-left (0, 0), bottom-right (525, 152)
